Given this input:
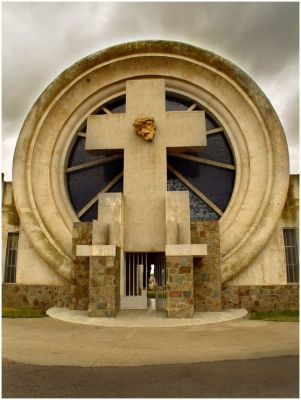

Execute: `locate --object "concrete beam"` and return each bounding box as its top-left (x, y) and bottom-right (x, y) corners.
top-left (165, 244), bottom-right (207, 257)
top-left (76, 245), bottom-right (116, 257)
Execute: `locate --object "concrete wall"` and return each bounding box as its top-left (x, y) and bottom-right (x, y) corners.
top-left (16, 230), bottom-right (66, 285)
top-left (2, 178), bottom-right (66, 286)
top-left (228, 175), bottom-right (299, 285)
top-left (2, 181), bottom-right (19, 282)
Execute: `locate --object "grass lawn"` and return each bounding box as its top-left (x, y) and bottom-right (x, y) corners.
top-left (250, 310), bottom-right (299, 322)
top-left (2, 307), bottom-right (48, 318)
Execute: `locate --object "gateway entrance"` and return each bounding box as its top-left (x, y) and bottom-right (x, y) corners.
top-left (121, 252), bottom-right (166, 309)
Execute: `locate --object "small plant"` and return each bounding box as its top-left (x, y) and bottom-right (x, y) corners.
top-left (2, 307), bottom-right (48, 318)
top-left (147, 290), bottom-right (156, 299)
top-left (250, 310), bottom-right (299, 322)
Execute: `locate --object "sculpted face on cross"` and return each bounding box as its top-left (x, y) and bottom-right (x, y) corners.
top-left (86, 79), bottom-right (206, 251)
top-left (133, 115), bottom-right (156, 141)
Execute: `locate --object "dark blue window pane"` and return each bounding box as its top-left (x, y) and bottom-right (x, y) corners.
top-left (205, 114), bottom-right (219, 130)
top-left (81, 202), bottom-right (98, 222)
top-left (67, 159), bottom-right (123, 214)
top-left (68, 137), bottom-right (110, 167)
top-left (168, 156), bottom-right (235, 212)
top-left (110, 97), bottom-right (126, 113)
top-left (188, 133), bottom-right (234, 165)
top-left (166, 95), bottom-right (190, 111)
top-left (108, 178), bottom-right (124, 193)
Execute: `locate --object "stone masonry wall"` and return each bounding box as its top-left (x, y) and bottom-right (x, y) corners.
top-left (222, 285), bottom-right (299, 312)
top-left (166, 256), bottom-right (194, 318)
top-left (191, 221), bottom-right (222, 311)
top-left (88, 249), bottom-right (120, 317)
top-left (2, 284), bottom-right (70, 310)
top-left (70, 222), bottom-right (92, 310)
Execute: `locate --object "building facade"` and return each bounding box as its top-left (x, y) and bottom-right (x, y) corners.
top-left (2, 41), bottom-right (299, 316)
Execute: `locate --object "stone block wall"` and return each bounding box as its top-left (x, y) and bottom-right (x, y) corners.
top-left (222, 285), bottom-right (299, 312)
top-left (70, 222), bottom-right (92, 310)
top-left (191, 221), bottom-right (222, 311)
top-left (88, 249), bottom-right (120, 317)
top-left (166, 256), bottom-right (194, 318)
top-left (2, 284), bottom-right (70, 310)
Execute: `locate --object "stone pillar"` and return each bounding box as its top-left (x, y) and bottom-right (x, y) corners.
top-left (70, 222), bottom-right (92, 310)
top-left (165, 191), bottom-right (207, 318)
top-left (166, 256), bottom-right (194, 318)
top-left (88, 249), bottom-right (120, 317)
top-left (191, 221), bottom-right (222, 312)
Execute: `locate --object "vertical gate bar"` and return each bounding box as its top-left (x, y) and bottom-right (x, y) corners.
top-left (161, 253), bottom-right (164, 286)
top-left (157, 253), bottom-right (159, 286)
top-left (137, 253), bottom-right (139, 295)
top-left (133, 253), bottom-right (135, 295)
top-left (160, 253), bottom-right (162, 287)
top-left (159, 254), bottom-right (161, 285)
top-left (135, 253), bottom-right (137, 295)
top-left (158, 253), bottom-right (161, 286)
top-left (126, 252), bottom-right (127, 296)
top-left (129, 253), bottom-right (133, 296)
top-left (133, 253), bottom-right (135, 296)
top-left (143, 253), bottom-right (146, 289)
top-left (133, 252), bottom-right (135, 296)
top-left (161, 253), bottom-right (163, 286)
top-left (144, 253), bottom-right (147, 290)
top-left (135, 253), bottom-right (137, 296)
top-left (135, 254), bottom-right (137, 296)
top-left (137, 261), bottom-right (139, 295)
top-left (125, 253), bottom-right (129, 296)
top-left (158, 253), bottom-right (160, 286)
top-left (129, 252), bottom-right (131, 295)
top-left (131, 252), bottom-right (133, 296)
top-left (12, 254), bottom-right (14, 283)
top-left (136, 253), bottom-right (138, 295)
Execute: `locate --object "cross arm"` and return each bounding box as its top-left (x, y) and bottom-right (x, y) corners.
top-left (86, 114), bottom-right (128, 150)
top-left (163, 111), bottom-right (207, 152)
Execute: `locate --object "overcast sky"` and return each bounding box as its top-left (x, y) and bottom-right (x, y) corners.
top-left (2, 2), bottom-right (299, 180)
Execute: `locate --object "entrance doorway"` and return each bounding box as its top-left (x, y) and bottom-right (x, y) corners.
top-left (120, 252), bottom-right (166, 310)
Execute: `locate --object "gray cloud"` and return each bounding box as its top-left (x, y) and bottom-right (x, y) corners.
top-left (2, 2), bottom-right (299, 179)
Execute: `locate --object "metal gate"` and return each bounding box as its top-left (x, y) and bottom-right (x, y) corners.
top-left (120, 252), bottom-right (166, 310)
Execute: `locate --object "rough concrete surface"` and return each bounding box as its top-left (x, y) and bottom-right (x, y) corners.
top-left (2, 317), bottom-right (298, 367)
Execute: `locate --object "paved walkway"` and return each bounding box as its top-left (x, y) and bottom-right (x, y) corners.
top-left (46, 306), bottom-right (247, 327)
top-left (2, 316), bottom-right (298, 367)
top-left (3, 356), bottom-right (299, 398)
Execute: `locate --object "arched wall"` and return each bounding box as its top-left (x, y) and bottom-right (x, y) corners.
top-left (13, 41), bottom-right (289, 283)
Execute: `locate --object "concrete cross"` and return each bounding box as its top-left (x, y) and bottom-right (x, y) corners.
top-left (86, 79), bottom-right (206, 252)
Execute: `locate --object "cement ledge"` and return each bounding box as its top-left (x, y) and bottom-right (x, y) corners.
top-left (47, 307), bottom-right (248, 327)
